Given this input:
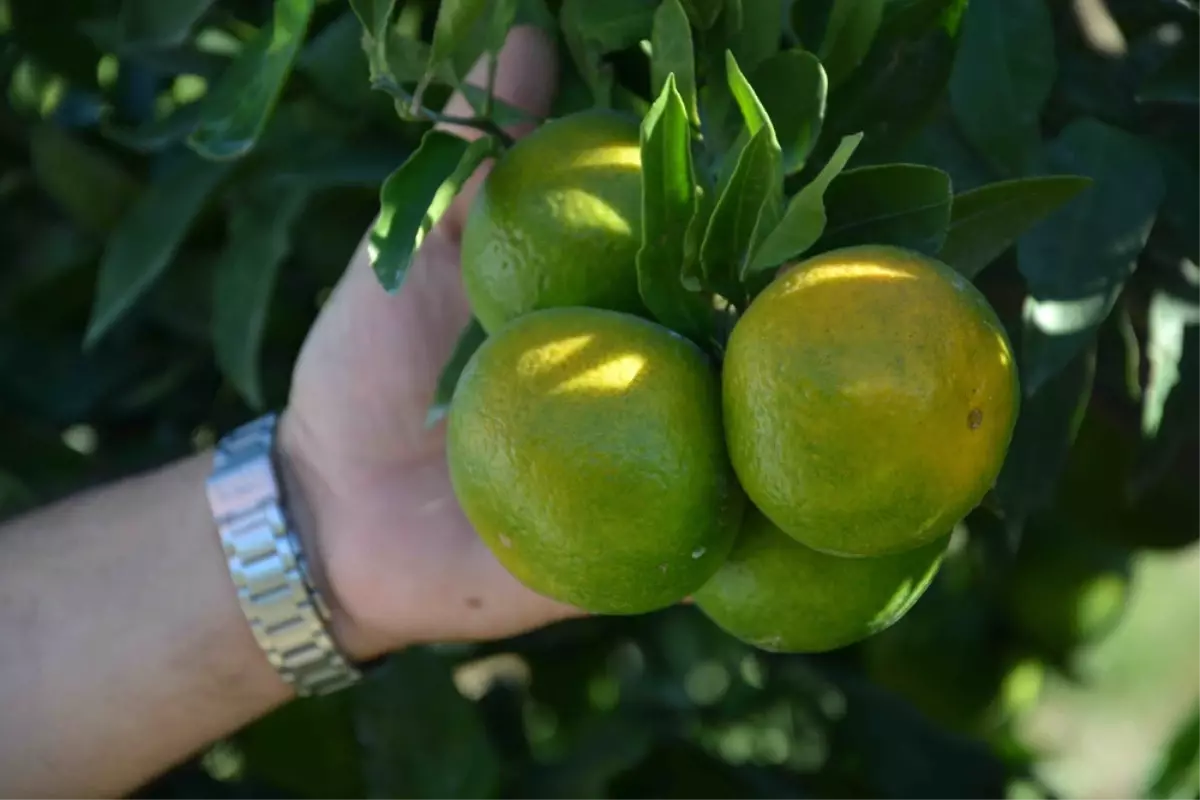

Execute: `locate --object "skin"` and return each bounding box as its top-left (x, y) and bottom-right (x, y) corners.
top-left (0, 27), bottom-right (584, 797)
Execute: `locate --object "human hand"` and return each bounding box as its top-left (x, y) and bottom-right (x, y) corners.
top-left (279, 26), bottom-right (582, 662)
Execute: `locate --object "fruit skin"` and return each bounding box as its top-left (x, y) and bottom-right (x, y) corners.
top-left (723, 244), bottom-right (1019, 557)
top-left (693, 508), bottom-right (948, 653)
top-left (446, 307), bottom-right (744, 615)
top-left (460, 110), bottom-right (645, 333)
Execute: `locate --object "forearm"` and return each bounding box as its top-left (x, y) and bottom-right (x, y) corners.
top-left (0, 452), bottom-right (293, 797)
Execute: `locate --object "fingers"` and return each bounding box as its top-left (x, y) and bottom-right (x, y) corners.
top-left (436, 25), bottom-right (559, 238)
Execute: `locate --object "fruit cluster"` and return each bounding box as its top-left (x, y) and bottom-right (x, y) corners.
top-left (446, 111), bottom-right (1020, 653)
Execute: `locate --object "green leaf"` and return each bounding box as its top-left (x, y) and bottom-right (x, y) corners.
top-left (747, 132), bottom-right (862, 274)
top-left (1143, 709), bottom-right (1200, 800)
top-left (939, 176), bottom-right (1092, 280)
top-left (747, 49), bottom-right (826, 174)
top-left (1017, 119), bottom-right (1165, 394)
top-left (356, 649), bottom-right (500, 798)
top-left (116, 0), bottom-right (216, 49)
top-left (428, 0), bottom-right (492, 77)
top-left (427, 318), bottom-right (488, 427)
top-left (85, 153), bottom-right (233, 348)
top-left (563, 0), bottom-right (656, 53)
top-left (637, 75), bottom-right (716, 345)
top-left (680, 0), bottom-right (723, 29)
top-left (699, 125), bottom-right (782, 298)
top-left (897, 107), bottom-right (993, 193)
top-left (725, 0), bottom-right (784, 73)
top-left (30, 125), bottom-right (142, 234)
top-left (371, 131), bottom-right (495, 292)
top-left (348, 0), bottom-right (397, 35)
top-left (236, 693), bottom-right (364, 798)
top-left (948, 0), bottom-right (1055, 177)
top-left (188, 0), bottom-right (316, 160)
top-left (651, 0), bottom-right (697, 125)
top-left (1141, 288), bottom-right (1200, 440)
top-left (212, 186), bottom-right (309, 409)
top-left (994, 345), bottom-right (1096, 529)
top-left (1138, 36), bottom-right (1199, 107)
top-left (819, 0), bottom-right (885, 87)
top-left (817, 163), bottom-right (953, 255)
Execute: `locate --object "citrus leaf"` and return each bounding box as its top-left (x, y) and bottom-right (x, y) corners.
top-left (1017, 119), bottom-right (1165, 394)
top-left (562, 0), bottom-right (656, 53)
top-left (116, 0), bottom-right (216, 49)
top-left (427, 318), bottom-right (487, 428)
top-left (680, 0), bottom-right (723, 29)
top-left (30, 124), bottom-right (142, 234)
top-left (948, 0), bottom-right (1055, 177)
top-left (371, 131), bottom-right (495, 292)
top-left (748, 49), bottom-right (827, 174)
top-left (994, 345), bottom-right (1096, 530)
top-left (212, 186), bottom-right (309, 409)
top-left (651, 0), bottom-right (697, 126)
top-left (700, 127), bottom-right (782, 300)
top-left (348, 0), bottom-right (396, 35)
top-left (84, 152), bottom-right (233, 348)
top-left (1138, 35), bottom-right (1199, 106)
top-left (725, 0), bottom-right (784, 73)
top-left (1143, 708), bottom-right (1200, 800)
top-left (940, 176), bottom-right (1092, 280)
top-left (1142, 288), bottom-right (1200, 440)
top-left (724, 49), bottom-right (772, 140)
top-left (819, 0), bottom-right (885, 87)
top-left (429, 0), bottom-right (492, 70)
top-left (746, 131), bottom-right (862, 274)
top-left (638, 75), bottom-right (716, 345)
top-left (349, 0), bottom-right (399, 87)
top-left (817, 163), bottom-right (952, 256)
top-left (188, 0), bottom-right (315, 160)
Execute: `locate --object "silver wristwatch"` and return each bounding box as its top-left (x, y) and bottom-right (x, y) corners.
top-left (205, 413), bottom-right (361, 696)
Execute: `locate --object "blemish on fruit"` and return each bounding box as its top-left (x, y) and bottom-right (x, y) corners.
top-left (692, 547), bottom-right (706, 559)
top-left (465, 596), bottom-right (483, 609)
top-left (968, 408), bottom-right (984, 429)
top-left (659, 563), bottom-right (669, 574)
top-left (499, 534), bottom-right (513, 548)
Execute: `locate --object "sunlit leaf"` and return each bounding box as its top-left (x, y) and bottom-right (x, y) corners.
top-left (85, 152), bottom-right (233, 348)
top-left (637, 75), bottom-right (715, 345)
top-left (939, 176), bottom-right (1092, 280)
top-left (1017, 119), bottom-right (1165, 393)
top-left (948, 0), bottom-right (1055, 176)
top-left (816, 163), bottom-right (952, 255)
top-left (371, 131), bottom-right (495, 292)
top-left (189, 0), bottom-right (316, 160)
top-left (747, 132), bottom-right (861, 274)
top-left (819, 0), bottom-right (885, 87)
top-left (212, 186), bottom-right (310, 409)
top-left (650, 0), bottom-right (697, 125)
top-left (1141, 288), bottom-right (1200, 440)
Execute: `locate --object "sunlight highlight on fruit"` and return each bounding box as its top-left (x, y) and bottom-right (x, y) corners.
top-left (551, 353), bottom-right (647, 395)
top-left (516, 334), bottom-right (594, 376)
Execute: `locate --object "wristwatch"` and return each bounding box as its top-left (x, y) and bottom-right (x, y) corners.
top-left (205, 413), bottom-right (362, 696)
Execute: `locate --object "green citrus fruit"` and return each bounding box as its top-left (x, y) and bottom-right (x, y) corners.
top-left (723, 245), bottom-right (1019, 557)
top-left (460, 110), bottom-right (644, 333)
top-left (693, 508), bottom-right (948, 653)
top-left (446, 307), bottom-right (744, 614)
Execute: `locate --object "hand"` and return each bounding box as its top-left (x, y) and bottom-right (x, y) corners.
top-left (279, 26), bottom-right (581, 662)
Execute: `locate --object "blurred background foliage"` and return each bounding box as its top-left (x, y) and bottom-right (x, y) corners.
top-left (0, 0), bottom-right (1195, 797)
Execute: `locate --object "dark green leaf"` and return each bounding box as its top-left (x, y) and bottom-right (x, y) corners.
top-left (748, 49), bottom-right (826, 174)
top-left (9, 0), bottom-right (104, 88)
top-left (1143, 709), bottom-right (1200, 799)
top-left (236, 693), bottom-right (364, 798)
top-left (948, 0), bottom-right (1055, 176)
top-left (1017, 119), bottom-right (1165, 393)
top-left (700, 127), bottom-right (782, 298)
top-left (348, 0), bottom-right (396, 35)
top-left (651, 0), bottom-right (698, 125)
top-left (1138, 35), bottom-right (1199, 106)
top-left (819, 0), bottom-right (885, 87)
top-left (939, 176), bottom-right (1092, 280)
top-left (371, 131), bottom-right (495, 292)
top-left (681, 0), bottom-right (723, 29)
top-left (428, 0), bottom-right (493, 77)
top-left (562, 0), bottom-right (656, 53)
top-left (102, 101), bottom-right (206, 153)
top-left (427, 319), bottom-right (488, 427)
top-left (85, 153), bottom-right (233, 348)
top-left (748, 132), bottom-right (862, 273)
top-left (356, 649), bottom-right (499, 798)
top-left (189, 0), bottom-right (316, 160)
top-left (817, 163), bottom-right (952, 255)
top-left (726, 0), bottom-right (784, 73)
top-left (117, 0), bottom-right (216, 49)
top-left (638, 75), bottom-right (716, 344)
top-left (994, 345), bottom-right (1096, 529)
top-left (212, 187), bottom-right (309, 409)
top-left (30, 125), bottom-right (142, 234)
top-left (878, 0), bottom-right (967, 39)
top-left (296, 10), bottom-right (377, 112)
top-left (897, 106), bottom-right (994, 193)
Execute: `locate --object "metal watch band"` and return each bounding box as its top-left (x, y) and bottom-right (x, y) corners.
top-left (206, 413), bottom-right (361, 696)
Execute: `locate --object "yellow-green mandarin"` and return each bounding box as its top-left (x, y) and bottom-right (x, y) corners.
top-left (447, 307), bottom-right (744, 614)
top-left (460, 110), bottom-right (644, 333)
top-left (723, 245), bottom-right (1019, 557)
top-left (694, 509), bottom-right (948, 653)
